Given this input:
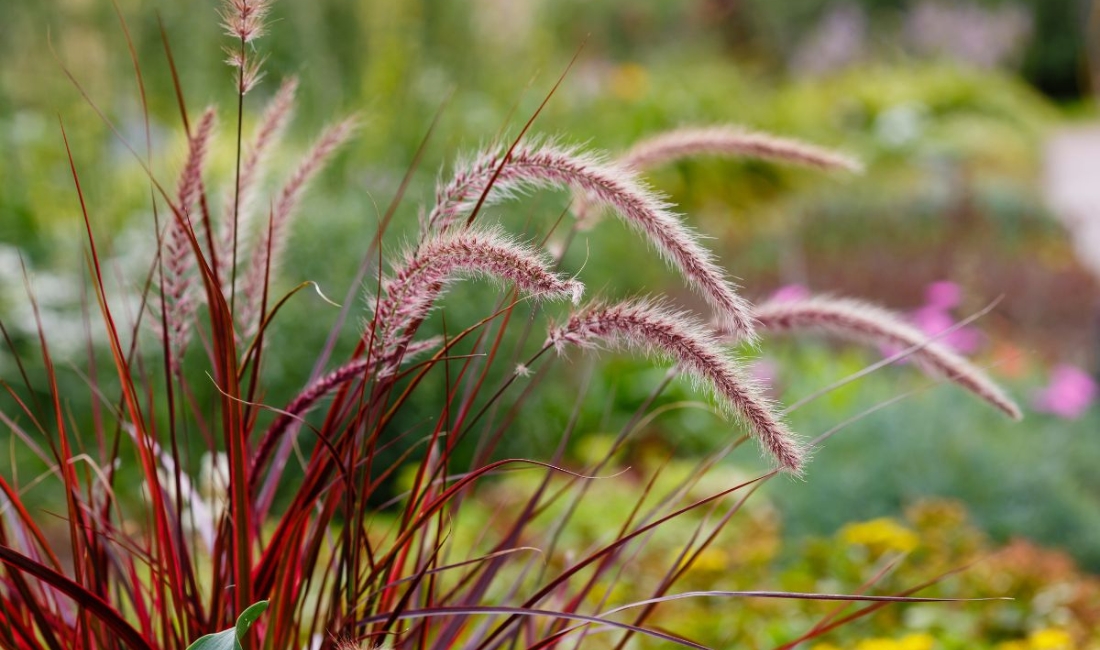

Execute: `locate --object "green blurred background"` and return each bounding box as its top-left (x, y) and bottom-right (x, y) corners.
top-left (3, 0), bottom-right (1100, 573)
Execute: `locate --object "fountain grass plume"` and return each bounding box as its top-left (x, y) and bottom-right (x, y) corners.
top-left (547, 298), bottom-right (805, 473)
top-left (574, 125), bottom-right (862, 226)
top-left (620, 125), bottom-right (864, 174)
top-left (3, 0), bottom-right (1029, 644)
top-left (425, 139), bottom-right (757, 341)
top-left (369, 226), bottom-right (584, 367)
top-left (752, 294), bottom-right (1022, 420)
top-left (163, 107), bottom-right (217, 367)
top-left (221, 0), bottom-right (272, 94)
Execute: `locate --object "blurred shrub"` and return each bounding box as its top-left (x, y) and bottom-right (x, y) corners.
top-left (443, 453), bottom-right (1100, 648)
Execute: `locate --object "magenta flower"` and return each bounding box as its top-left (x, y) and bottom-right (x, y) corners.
top-left (925, 280), bottom-right (962, 310)
top-left (1034, 364), bottom-right (1097, 420)
top-left (880, 281), bottom-right (981, 358)
top-left (910, 304), bottom-right (982, 354)
top-left (768, 283), bottom-right (811, 303)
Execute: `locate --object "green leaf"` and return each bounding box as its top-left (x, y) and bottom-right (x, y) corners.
top-left (186, 601), bottom-right (269, 650)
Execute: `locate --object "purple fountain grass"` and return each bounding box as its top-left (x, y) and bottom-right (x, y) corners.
top-left (369, 227), bottom-right (583, 368)
top-left (238, 115), bottom-right (358, 336)
top-left (424, 140), bottom-right (757, 341)
top-left (220, 0), bottom-right (270, 44)
top-left (547, 299), bottom-right (805, 473)
top-left (162, 107), bottom-right (216, 368)
top-left (751, 294), bottom-right (1022, 420)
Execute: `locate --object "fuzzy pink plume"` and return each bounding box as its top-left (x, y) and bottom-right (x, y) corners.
top-left (572, 126), bottom-right (862, 225)
top-left (162, 107), bottom-right (217, 368)
top-left (548, 299), bottom-right (805, 473)
top-left (619, 125), bottom-right (864, 174)
top-left (220, 76), bottom-right (298, 289)
top-left (425, 140), bottom-right (756, 341)
top-left (369, 227), bottom-right (584, 367)
top-left (753, 294), bottom-right (1022, 420)
top-left (238, 115), bottom-right (358, 336)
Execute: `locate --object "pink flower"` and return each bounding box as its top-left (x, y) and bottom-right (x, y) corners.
top-left (881, 281), bottom-right (981, 358)
top-left (768, 284), bottom-right (811, 303)
top-left (1034, 364), bottom-right (1097, 420)
top-left (910, 304), bottom-right (981, 354)
top-left (925, 280), bottom-right (962, 310)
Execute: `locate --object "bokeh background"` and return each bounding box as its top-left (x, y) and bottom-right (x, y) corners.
top-left (3, 0), bottom-right (1100, 640)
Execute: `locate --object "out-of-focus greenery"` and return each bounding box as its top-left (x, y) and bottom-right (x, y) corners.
top-left (2, 0), bottom-right (1097, 611)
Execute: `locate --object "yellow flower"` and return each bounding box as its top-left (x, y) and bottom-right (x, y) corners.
top-left (840, 518), bottom-right (920, 553)
top-left (810, 644), bottom-right (843, 650)
top-left (854, 638), bottom-right (900, 650)
top-left (898, 633), bottom-right (935, 650)
top-left (1028, 628), bottom-right (1073, 650)
top-left (610, 63), bottom-right (649, 101)
top-left (680, 547), bottom-right (729, 572)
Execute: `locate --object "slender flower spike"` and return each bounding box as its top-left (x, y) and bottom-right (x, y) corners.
top-left (222, 0), bottom-right (272, 94)
top-left (163, 107), bottom-right (217, 368)
top-left (425, 140), bottom-right (756, 341)
top-left (752, 294), bottom-right (1023, 420)
top-left (370, 227), bottom-right (584, 367)
top-left (548, 299), bottom-right (805, 473)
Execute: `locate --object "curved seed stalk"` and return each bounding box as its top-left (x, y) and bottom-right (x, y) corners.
top-left (238, 115), bottom-right (358, 336)
top-left (752, 295), bottom-right (1022, 420)
top-left (162, 107), bottom-right (217, 367)
top-left (548, 299), bottom-right (804, 473)
top-left (575, 125), bottom-right (862, 227)
top-left (370, 227), bottom-right (584, 367)
top-left (425, 141), bottom-right (756, 340)
top-left (620, 125), bottom-right (864, 174)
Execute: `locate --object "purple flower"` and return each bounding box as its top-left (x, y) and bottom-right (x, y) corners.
top-left (1034, 364), bottom-right (1097, 420)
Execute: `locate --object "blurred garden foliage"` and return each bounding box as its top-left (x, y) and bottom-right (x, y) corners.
top-left (1, 0), bottom-right (1098, 605)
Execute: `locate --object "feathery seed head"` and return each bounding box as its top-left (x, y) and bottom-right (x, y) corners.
top-left (574, 125), bottom-right (863, 230)
top-left (369, 227), bottom-right (584, 364)
top-left (221, 0), bottom-right (271, 43)
top-left (238, 114), bottom-right (358, 336)
top-left (548, 299), bottom-right (805, 472)
top-left (752, 294), bottom-right (1022, 420)
top-left (426, 139), bottom-right (756, 340)
top-left (176, 108), bottom-right (217, 215)
top-left (620, 125), bottom-right (865, 174)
